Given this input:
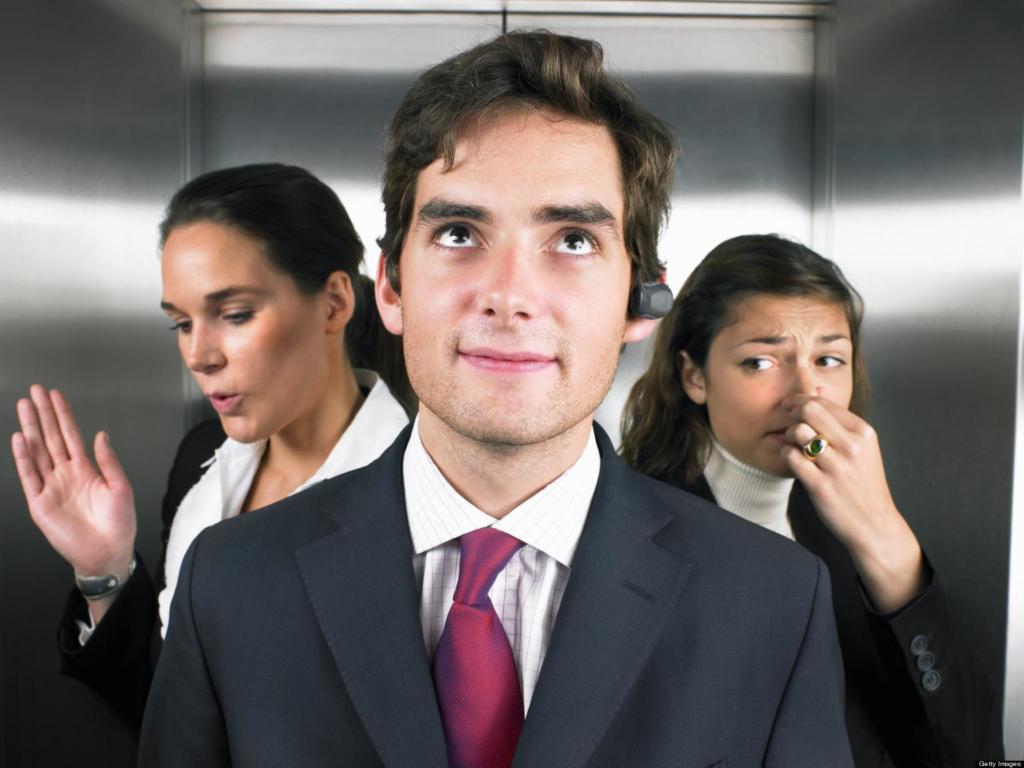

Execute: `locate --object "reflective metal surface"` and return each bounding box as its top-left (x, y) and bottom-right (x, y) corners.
top-left (201, 12), bottom-right (503, 277)
top-left (0, 0), bottom-right (189, 764)
top-left (821, 0), bottom-right (1022, 748)
top-left (4, 0), bottom-right (1022, 761)
top-left (196, 0), bottom-right (825, 14)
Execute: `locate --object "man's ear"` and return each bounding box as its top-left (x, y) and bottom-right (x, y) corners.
top-left (679, 351), bottom-right (707, 405)
top-left (375, 253), bottom-right (403, 335)
top-left (623, 316), bottom-right (657, 344)
top-left (324, 271), bottom-right (355, 335)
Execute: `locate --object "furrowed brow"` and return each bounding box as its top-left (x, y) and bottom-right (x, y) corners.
top-left (416, 198), bottom-right (492, 225)
top-left (737, 336), bottom-right (787, 347)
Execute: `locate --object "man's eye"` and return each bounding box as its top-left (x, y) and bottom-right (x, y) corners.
top-left (741, 357), bottom-right (773, 371)
top-left (554, 230), bottom-right (596, 256)
top-left (435, 224), bottom-right (477, 248)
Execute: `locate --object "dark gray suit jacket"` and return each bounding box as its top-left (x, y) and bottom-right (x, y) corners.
top-left (686, 475), bottom-right (1004, 767)
top-left (140, 425), bottom-right (853, 767)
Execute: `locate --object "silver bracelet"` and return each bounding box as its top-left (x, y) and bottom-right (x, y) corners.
top-left (75, 557), bottom-right (136, 601)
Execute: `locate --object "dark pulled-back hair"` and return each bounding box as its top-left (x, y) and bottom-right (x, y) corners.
top-left (377, 30), bottom-right (677, 300)
top-left (620, 234), bottom-right (868, 488)
top-left (160, 163), bottom-right (413, 411)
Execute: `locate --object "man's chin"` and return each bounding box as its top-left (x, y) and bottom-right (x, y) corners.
top-left (449, 414), bottom-right (562, 450)
top-left (422, 396), bottom-right (582, 451)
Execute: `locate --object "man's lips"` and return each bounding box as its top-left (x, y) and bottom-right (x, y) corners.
top-left (458, 347), bottom-right (556, 373)
top-left (207, 392), bottom-right (242, 413)
top-left (765, 428), bottom-right (789, 443)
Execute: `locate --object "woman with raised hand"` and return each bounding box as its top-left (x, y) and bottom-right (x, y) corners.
top-left (11, 163), bottom-right (411, 730)
top-left (620, 234), bottom-right (1002, 766)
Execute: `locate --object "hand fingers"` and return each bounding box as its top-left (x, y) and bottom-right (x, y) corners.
top-left (785, 422), bottom-right (838, 474)
top-left (50, 389), bottom-right (87, 462)
top-left (29, 384), bottom-right (70, 464)
top-left (786, 421), bottom-right (820, 450)
top-left (16, 397), bottom-right (53, 473)
top-left (783, 393), bottom-right (862, 432)
top-left (781, 443), bottom-right (827, 495)
top-left (786, 397), bottom-right (847, 451)
top-left (11, 432), bottom-right (44, 497)
top-left (93, 431), bottom-right (129, 490)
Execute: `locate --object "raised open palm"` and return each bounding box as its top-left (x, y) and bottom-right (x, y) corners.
top-left (11, 385), bottom-right (136, 579)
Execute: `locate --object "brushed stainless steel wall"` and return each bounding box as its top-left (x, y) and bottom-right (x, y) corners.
top-left (201, 11), bottom-right (504, 271)
top-left (0, 1), bottom-right (191, 765)
top-left (821, 0), bottom-right (1023, 748)
top-left (6, 2), bottom-right (1019, 763)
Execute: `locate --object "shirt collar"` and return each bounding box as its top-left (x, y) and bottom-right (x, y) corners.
top-left (299, 368), bottom-right (408, 491)
top-left (403, 417), bottom-right (600, 568)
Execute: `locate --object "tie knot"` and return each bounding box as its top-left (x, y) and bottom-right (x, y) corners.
top-left (453, 528), bottom-right (524, 606)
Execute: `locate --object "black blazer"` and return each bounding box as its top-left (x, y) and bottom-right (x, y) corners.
top-left (141, 425), bottom-right (854, 767)
top-left (687, 476), bottom-right (1003, 767)
top-left (56, 419), bottom-right (227, 730)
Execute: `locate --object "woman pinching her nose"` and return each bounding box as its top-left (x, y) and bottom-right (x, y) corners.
top-left (621, 234), bottom-right (1002, 766)
top-left (10, 164), bottom-right (412, 732)
top-left (782, 380), bottom-right (925, 614)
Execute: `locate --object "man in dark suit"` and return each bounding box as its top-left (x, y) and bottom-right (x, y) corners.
top-left (140, 30), bottom-right (853, 767)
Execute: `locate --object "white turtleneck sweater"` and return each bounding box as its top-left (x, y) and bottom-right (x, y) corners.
top-left (703, 439), bottom-right (796, 540)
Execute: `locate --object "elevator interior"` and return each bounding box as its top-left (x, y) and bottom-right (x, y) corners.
top-left (1, 1), bottom-right (1021, 764)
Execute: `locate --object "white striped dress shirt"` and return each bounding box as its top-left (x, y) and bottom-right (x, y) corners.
top-left (404, 418), bottom-right (600, 714)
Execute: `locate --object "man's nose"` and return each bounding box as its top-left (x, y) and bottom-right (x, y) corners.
top-left (475, 245), bottom-right (541, 323)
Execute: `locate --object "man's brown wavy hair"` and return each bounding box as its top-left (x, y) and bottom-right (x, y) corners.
top-left (620, 234), bottom-right (870, 488)
top-left (376, 30), bottom-right (677, 304)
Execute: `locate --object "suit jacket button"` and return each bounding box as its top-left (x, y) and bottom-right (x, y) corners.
top-left (910, 634), bottom-right (928, 656)
top-left (916, 651), bottom-right (936, 671)
top-left (921, 670), bottom-right (942, 691)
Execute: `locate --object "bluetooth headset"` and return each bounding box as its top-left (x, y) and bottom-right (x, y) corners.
top-left (629, 281), bottom-right (674, 319)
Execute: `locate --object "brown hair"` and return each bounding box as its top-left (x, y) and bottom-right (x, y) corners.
top-left (377, 30), bottom-right (677, 302)
top-left (620, 234), bottom-right (869, 488)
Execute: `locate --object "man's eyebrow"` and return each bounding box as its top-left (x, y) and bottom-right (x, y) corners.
top-left (159, 286), bottom-right (267, 311)
top-left (416, 198), bottom-right (492, 225)
top-left (535, 203), bottom-right (621, 242)
top-left (534, 203), bottom-right (616, 226)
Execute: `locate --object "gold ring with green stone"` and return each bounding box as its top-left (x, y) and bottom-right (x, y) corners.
top-left (802, 435), bottom-right (829, 460)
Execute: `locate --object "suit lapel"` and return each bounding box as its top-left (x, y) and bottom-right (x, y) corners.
top-left (295, 427), bottom-right (449, 768)
top-left (514, 428), bottom-right (694, 768)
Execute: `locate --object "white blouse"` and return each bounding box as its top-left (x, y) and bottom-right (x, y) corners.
top-left (157, 369), bottom-right (408, 635)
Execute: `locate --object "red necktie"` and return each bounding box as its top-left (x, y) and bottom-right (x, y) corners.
top-left (433, 528), bottom-right (525, 768)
